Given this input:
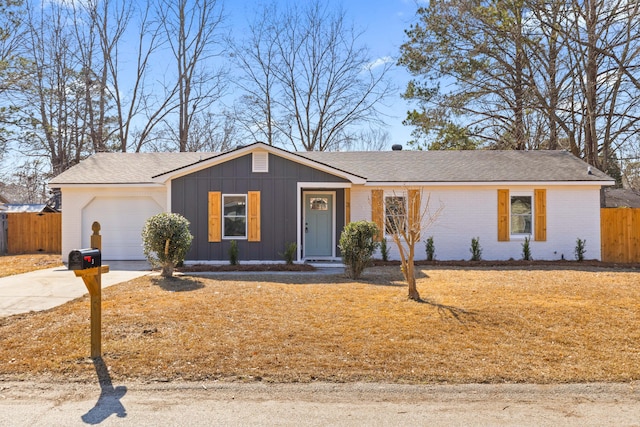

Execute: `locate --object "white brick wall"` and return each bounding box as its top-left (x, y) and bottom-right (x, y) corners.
top-left (351, 185), bottom-right (602, 261)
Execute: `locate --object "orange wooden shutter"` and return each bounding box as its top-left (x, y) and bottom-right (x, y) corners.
top-left (534, 189), bottom-right (547, 241)
top-left (371, 189), bottom-right (384, 241)
top-left (345, 188), bottom-right (351, 224)
top-left (208, 192), bottom-right (221, 242)
top-left (248, 191), bottom-right (261, 242)
top-left (408, 189), bottom-right (421, 241)
top-left (497, 189), bottom-right (510, 242)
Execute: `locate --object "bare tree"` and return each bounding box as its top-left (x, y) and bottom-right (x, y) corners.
top-left (156, 0), bottom-right (227, 152)
top-left (150, 111), bottom-right (236, 152)
top-left (233, 0), bottom-right (394, 151)
top-left (342, 127), bottom-right (390, 151)
top-left (564, 0), bottom-right (640, 173)
top-left (17, 0), bottom-right (92, 176)
top-left (0, 0), bottom-right (25, 159)
top-left (230, 3), bottom-right (281, 146)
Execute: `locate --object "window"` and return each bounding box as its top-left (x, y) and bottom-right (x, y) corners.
top-left (223, 194), bottom-right (247, 238)
top-left (498, 189), bottom-right (546, 242)
top-left (385, 196), bottom-right (406, 235)
top-left (510, 195), bottom-right (532, 235)
top-left (310, 197), bottom-right (329, 211)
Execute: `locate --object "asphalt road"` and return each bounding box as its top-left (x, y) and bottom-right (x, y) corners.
top-left (0, 381), bottom-right (639, 426)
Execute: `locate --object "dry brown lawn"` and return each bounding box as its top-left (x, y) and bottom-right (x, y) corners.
top-left (0, 254), bottom-right (62, 278)
top-left (1, 261), bottom-right (639, 385)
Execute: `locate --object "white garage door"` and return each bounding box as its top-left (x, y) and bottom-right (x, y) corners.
top-left (82, 196), bottom-right (163, 260)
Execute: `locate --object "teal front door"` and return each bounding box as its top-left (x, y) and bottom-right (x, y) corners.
top-left (304, 193), bottom-right (334, 258)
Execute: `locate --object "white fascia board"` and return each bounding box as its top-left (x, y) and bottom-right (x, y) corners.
top-left (152, 143), bottom-right (367, 185)
top-left (50, 183), bottom-right (166, 189)
top-left (364, 181), bottom-right (615, 187)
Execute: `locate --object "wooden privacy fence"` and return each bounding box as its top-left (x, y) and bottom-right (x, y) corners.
top-left (601, 208), bottom-right (640, 263)
top-left (7, 212), bottom-right (62, 254)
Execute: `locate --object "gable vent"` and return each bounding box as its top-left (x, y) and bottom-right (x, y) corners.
top-left (252, 152), bottom-right (269, 173)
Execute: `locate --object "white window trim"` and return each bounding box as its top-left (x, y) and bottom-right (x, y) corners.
top-left (510, 191), bottom-right (534, 239)
top-left (222, 194), bottom-right (248, 240)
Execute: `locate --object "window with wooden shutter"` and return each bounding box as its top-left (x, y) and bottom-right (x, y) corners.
top-left (248, 191), bottom-right (261, 242)
top-left (371, 189), bottom-right (383, 241)
top-left (534, 189), bottom-right (546, 241)
top-left (497, 189), bottom-right (510, 241)
top-left (208, 192), bottom-right (221, 242)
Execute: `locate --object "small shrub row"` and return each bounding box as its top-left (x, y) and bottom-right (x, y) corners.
top-left (416, 236), bottom-right (587, 262)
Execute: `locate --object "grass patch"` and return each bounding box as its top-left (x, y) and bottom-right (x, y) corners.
top-left (0, 254), bottom-right (62, 278)
top-left (1, 265), bottom-right (639, 384)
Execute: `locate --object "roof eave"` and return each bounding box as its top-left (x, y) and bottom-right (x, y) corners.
top-left (49, 182), bottom-right (166, 188)
top-left (362, 180), bottom-right (615, 187)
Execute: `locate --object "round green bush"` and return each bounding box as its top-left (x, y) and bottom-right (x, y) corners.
top-left (339, 221), bottom-right (380, 279)
top-left (142, 212), bottom-right (193, 277)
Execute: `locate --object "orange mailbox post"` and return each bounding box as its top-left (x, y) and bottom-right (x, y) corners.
top-left (69, 222), bottom-right (109, 358)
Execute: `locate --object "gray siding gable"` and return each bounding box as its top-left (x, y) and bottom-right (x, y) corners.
top-left (172, 152), bottom-right (347, 261)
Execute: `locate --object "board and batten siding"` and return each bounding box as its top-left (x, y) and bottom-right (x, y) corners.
top-left (350, 185), bottom-right (603, 261)
top-left (172, 153), bottom-right (348, 262)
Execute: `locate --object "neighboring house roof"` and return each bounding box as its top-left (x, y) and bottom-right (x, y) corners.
top-left (603, 188), bottom-right (640, 208)
top-left (0, 194), bottom-right (8, 204)
top-left (49, 142), bottom-right (614, 186)
top-left (3, 204), bottom-right (58, 213)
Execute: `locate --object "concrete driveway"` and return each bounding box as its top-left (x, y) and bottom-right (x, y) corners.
top-left (0, 261), bottom-right (151, 317)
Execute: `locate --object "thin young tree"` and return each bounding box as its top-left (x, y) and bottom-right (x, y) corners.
top-left (378, 189), bottom-right (442, 301)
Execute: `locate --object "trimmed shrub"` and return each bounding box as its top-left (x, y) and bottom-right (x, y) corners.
top-left (339, 221), bottom-right (380, 279)
top-left (380, 237), bottom-right (390, 262)
top-left (470, 237), bottom-right (482, 261)
top-left (425, 236), bottom-right (435, 261)
top-left (142, 212), bottom-right (193, 277)
top-left (280, 242), bottom-right (297, 265)
top-left (522, 237), bottom-right (532, 261)
top-left (575, 238), bottom-right (586, 261)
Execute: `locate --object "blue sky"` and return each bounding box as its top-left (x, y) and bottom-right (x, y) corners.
top-left (223, 0), bottom-right (419, 147)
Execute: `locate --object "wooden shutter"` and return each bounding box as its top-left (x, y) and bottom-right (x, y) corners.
top-left (534, 189), bottom-right (547, 241)
top-left (408, 189), bottom-right (421, 241)
top-left (371, 189), bottom-right (384, 241)
top-left (345, 188), bottom-right (351, 224)
top-left (208, 192), bottom-right (221, 242)
top-left (248, 191), bottom-right (261, 242)
top-left (497, 189), bottom-right (510, 242)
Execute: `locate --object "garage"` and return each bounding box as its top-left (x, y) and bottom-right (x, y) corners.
top-left (81, 196), bottom-right (163, 260)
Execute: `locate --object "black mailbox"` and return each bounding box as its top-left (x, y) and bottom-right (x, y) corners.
top-left (68, 248), bottom-right (102, 270)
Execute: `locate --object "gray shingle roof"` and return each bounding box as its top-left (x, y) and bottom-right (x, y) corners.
top-left (50, 152), bottom-right (213, 184)
top-left (49, 147), bottom-right (612, 185)
top-left (299, 149), bottom-right (610, 182)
